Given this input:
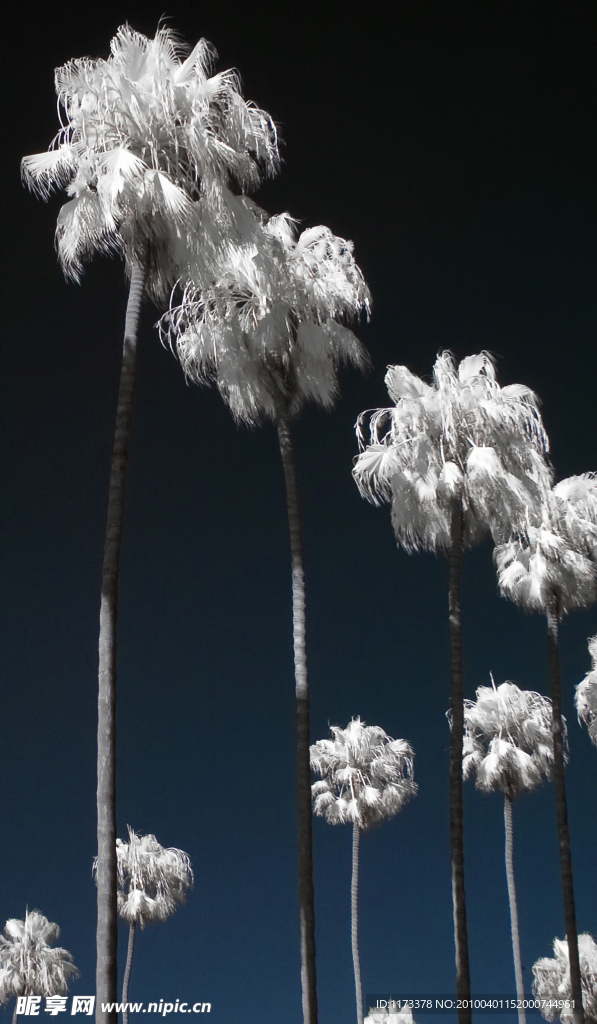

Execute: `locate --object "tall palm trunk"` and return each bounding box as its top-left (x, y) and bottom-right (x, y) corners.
top-left (504, 796), bottom-right (525, 1024)
top-left (351, 823), bottom-right (364, 1024)
top-left (546, 606), bottom-right (584, 1024)
top-left (122, 923), bottom-right (136, 1024)
top-left (276, 411), bottom-right (318, 1024)
top-left (97, 260), bottom-right (146, 1024)
top-left (448, 503), bottom-right (471, 1024)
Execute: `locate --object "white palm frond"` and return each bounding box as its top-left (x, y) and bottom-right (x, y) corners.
top-left (21, 145), bottom-right (78, 199)
top-left (352, 445), bottom-right (401, 505)
top-left (575, 634), bottom-right (597, 747)
top-left (55, 190), bottom-right (121, 281)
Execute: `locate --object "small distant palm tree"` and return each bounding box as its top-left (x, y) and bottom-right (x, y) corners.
top-left (365, 1006), bottom-right (416, 1024)
top-left (310, 718), bottom-right (417, 1024)
top-left (0, 910), bottom-right (79, 1024)
top-left (162, 203), bottom-right (370, 1024)
top-left (496, 475), bottom-right (597, 1024)
top-left (353, 352), bottom-right (550, 1019)
top-left (456, 679), bottom-right (557, 1024)
top-left (575, 635), bottom-right (597, 747)
top-left (532, 934), bottom-right (597, 1023)
top-left (22, 27), bottom-right (278, 1019)
top-left (94, 827), bottom-right (193, 1024)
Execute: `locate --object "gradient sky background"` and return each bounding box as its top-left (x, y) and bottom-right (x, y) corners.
top-left (2, 2), bottom-right (597, 1022)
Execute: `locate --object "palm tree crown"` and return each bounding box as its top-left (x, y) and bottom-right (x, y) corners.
top-left (310, 717), bottom-right (417, 829)
top-left (460, 680), bottom-right (557, 800)
top-left (576, 635), bottom-right (597, 747)
top-left (22, 25), bottom-right (280, 296)
top-left (495, 475), bottom-right (597, 617)
top-left (160, 201), bottom-right (371, 421)
top-left (113, 826), bottom-right (194, 927)
top-left (0, 910), bottom-right (79, 1003)
top-left (353, 350), bottom-right (550, 549)
top-left (532, 934), bottom-right (597, 1023)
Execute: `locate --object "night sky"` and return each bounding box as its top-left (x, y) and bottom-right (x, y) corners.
top-left (3, 2), bottom-right (597, 1022)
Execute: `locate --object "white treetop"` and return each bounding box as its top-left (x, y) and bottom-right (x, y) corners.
top-left (22, 25), bottom-right (280, 297)
top-left (0, 910), bottom-right (79, 1003)
top-left (459, 680), bottom-right (557, 800)
top-left (495, 475), bottom-right (597, 616)
top-left (161, 202), bottom-right (371, 423)
top-left (310, 718), bottom-right (417, 830)
top-left (353, 351), bottom-right (551, 552)
top-left (115, 827), bottom-right (194, 928)
top-left (533, 934), bottom-right (597, 1023)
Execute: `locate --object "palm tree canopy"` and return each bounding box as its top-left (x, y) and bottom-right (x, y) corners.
top-left (365, 1007), bottom-right (415, 1024)
top-left (575, 635), bottom-right (597, 747)
top-left (495, 474), bottom-right (597, 617)
top-left (111, 826), bottom-right (193, 929)
top-left (532, 933), bottom-right (597, 1023)
top-left (456, 679), bottom-right (559, 800)
top-left (0, 910), bottom-right (79, 1002)
top-left (352, 351), bottom-right (551, 552)
top-left (160, 201), bottom-right (371, 423)
top-left (310, 718), bottom-right (417, 830)
top-left (22, 25), bottom-right (280, 298)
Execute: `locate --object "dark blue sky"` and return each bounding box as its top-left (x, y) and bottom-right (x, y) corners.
top-left (3, 2), bottom-right (597, 1022)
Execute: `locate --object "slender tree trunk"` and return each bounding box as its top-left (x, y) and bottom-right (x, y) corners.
top-left (547, 607), bottom-right (584, 1024)
top-left (504, 795), bottom-right (526, 1024)
top-left (448, 503), bottom-right (471, 1024)
top-left (351, 823), bottom-right (364, 1024)
top-left (276, 411), bottom-right (318, 1024)
top-left (122, 923), bottom-right (136, 1024)
top-left (96, 260), bottom-right (146, 1024)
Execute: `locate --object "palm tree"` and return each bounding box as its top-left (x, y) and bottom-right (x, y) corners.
top-left (352, 351), bottom-right (551, 1017)
top-left (161, 206), bottom-right (370, 1024)
top-left (495, 475), bottom-right (597, 1024)
top-left (22, 26), bottom-right (279, 1019)
top-left (456, 679), bottom-right (557, 1023)
top-left (110, 828), bottom-right (192, 1024)
top-left (310, 718), bottom-right (417, 1024)
top-left (0, 910), bottom-right (79, 1024)
top-left (365, 1005), bottom-right (416, 1024)
top-left (575, 635), bottom-right (597, 746)
top-left (532, 934), bottom-right (597, 1023)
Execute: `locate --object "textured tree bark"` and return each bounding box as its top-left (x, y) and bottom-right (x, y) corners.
top-left (351, 823), bottom-right (364, 1024)
top-left (547, 608), bottom-right (584, 1024)
top-left (96, 260), bottom-right (146, 1024)
top-left (504, 796), bottom-right (526, 1024)
top-left (448, 503), bottom-right (471, 1024)
top-left (276, 412), bottom-right (318, 1024)
top-left (122, 922), bottom-right (136, 1024)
